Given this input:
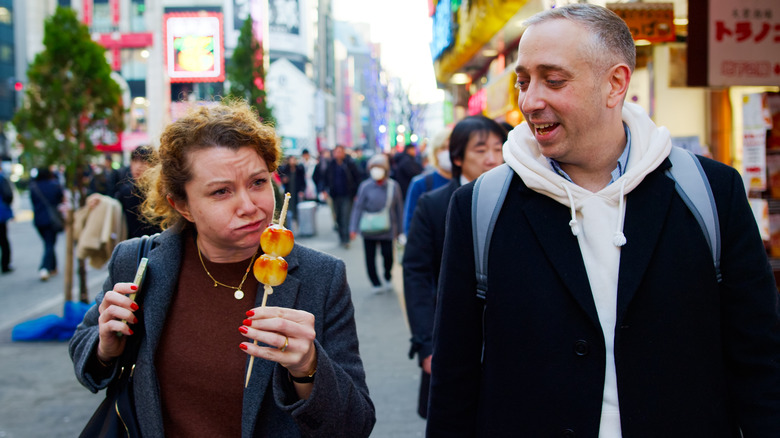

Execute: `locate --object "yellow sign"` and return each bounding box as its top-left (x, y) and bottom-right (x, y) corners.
top-left (608, 2), bottom-right (676, 43)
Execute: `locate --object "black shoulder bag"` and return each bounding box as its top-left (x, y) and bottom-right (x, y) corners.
top-left (80, 233), bottom-right (157, 438)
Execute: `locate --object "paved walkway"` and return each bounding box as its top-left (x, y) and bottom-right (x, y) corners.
top-left (0, 202), bottom-right (426, 437)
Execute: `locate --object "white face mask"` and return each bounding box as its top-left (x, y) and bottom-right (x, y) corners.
top-left (370, 167), bottom-right (386, 181)
top-left (436, 150), bottom-right (452, 173)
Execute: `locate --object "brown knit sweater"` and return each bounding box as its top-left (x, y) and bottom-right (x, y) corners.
top-left (156, 230), bottom-right (260, 437)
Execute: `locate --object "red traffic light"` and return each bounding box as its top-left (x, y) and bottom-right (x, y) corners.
top-left (13, 81), bottom-right (22, 91)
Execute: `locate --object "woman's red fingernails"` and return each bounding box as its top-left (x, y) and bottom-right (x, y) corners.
top-left (130, 285), bottom-right (138, 291)
top-left (242, 319), bottom-right (252, 326)
top-left (246, 310), bottom-right (255, 317)
top-left (238, 326), bottom-right (249, 334)
top-left (128, 328), bottom-right (134, 335)
top-left (133, 317), bottom-right (138, 324)
top-left (130, 302), bottom-right (139, 311)
top-left (239, 344), bottom-right (248, 351)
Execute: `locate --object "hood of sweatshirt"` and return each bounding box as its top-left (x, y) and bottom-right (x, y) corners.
top-left (503, 102), bottom-right (672, 246)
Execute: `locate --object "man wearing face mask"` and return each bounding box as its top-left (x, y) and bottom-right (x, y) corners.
top-left (402, 115), bottom-right (506, 418)
top-left (349, 154), bottom-right (404, 293)
top-left (402, 128), bottom-right (453, 235)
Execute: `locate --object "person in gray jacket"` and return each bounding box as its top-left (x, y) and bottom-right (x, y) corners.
top-left (69, 100), bottom-right (375, 437)
top-left (349, 154), bottom-right (404, 293)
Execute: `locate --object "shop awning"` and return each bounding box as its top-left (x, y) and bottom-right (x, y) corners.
top-left (433, 0), bottom-right (530, 84)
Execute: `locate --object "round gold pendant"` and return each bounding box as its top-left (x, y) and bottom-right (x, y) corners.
top-left (234, 289), bottom-right (244, 300)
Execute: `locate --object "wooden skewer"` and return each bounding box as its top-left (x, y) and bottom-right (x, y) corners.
top-left (278, 192), bottom-right (291, 227)
top-left (244, 193), bottom-right (291, 388)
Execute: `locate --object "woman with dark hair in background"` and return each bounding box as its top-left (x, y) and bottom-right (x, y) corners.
top-left (29, 167), bottom-right (65, 281)
top-left (113, 145), bottom-right (162, 239)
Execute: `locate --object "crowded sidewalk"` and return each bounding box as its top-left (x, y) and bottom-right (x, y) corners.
top-left (0, 201), bottom-right (426, 437)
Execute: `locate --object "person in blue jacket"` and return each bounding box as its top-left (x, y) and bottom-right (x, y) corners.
top-left (402, 127), bottom-right (452, 235)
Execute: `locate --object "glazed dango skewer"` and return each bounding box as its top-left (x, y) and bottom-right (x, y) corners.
top-left (245, 193), bottom-right (294, 387)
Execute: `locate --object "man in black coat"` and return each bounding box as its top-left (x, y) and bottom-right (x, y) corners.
top-left (402, 115), bottom-right (505, 418)
top-left (427, 4), bottom-right (780, 436)
top-left (323, 145), bottom-right (361, 247)
top-left (392, 143), bottom-right (423, 202)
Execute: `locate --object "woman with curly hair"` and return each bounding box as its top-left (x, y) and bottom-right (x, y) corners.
top-left (70, 100), bottom-right (375, 437)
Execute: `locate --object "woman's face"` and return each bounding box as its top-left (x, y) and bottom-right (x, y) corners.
top-left (170, 146), bottom-right (275, 261)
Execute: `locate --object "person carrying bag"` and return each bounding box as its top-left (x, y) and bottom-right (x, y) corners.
top-left (349, 155), bottom-right (404, 293)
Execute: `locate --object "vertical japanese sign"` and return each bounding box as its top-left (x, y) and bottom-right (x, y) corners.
top-left (743, 93), bottom-right (769, 191)
top-left (709, 0), bottom-right (780, 86)
top-left (110, 0), bottom-right (120, 71)
top-left (164, 13), bottom-right (225, 83)
top-left (82, 0), bottom-right (93, 27)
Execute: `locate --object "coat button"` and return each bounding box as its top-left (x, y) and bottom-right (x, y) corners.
top-left (562, 429), bottom-right (575, 437)
top-left (574, 340), bottom-right (589, 356)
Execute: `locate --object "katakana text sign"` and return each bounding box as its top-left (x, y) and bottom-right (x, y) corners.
top-left (709, 0), bottom-right (780, 86)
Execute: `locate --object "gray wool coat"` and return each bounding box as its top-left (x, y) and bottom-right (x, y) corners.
top-left (69, 224), bottom-right (376, 437)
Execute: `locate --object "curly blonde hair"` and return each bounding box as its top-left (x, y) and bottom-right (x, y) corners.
top-left (140, 99), bottom-right (282, 230)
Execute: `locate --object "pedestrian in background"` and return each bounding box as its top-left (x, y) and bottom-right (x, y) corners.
top-left (0, 165), bottom-right (13, 273)
top-left (427, 4), bottom-right (780, 436)
top-left (278, 155), bottom-right (306, 229)
top-left (70, 99), bottom-right (375, 437)
top-left (350, 154), bottom-right (403, 293)
top-left (87, 155), bottom-right (119, 197)
top-left (353, 147), bottom-right (369, 182)
top-left (113, 145), bottom-right (161, 239)
top-left (391, 143), bottom-right (423, 203)
top-left (402, 127), bottom-right (452, 235)
top-left (29, 167), bottom-right (64, 281)
top-left (323, 145), bottom-right (361, 248)
top-left (403, 115), bottom-right (505, 419)
top-left (299, 148), bottom-right (318, 201)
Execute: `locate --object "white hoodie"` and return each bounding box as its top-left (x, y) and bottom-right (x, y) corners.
top-left (503, 102), bottom-right (672, 437)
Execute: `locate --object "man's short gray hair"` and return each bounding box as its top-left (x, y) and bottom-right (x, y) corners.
top-left (524, 3), bottom-right (636, 74)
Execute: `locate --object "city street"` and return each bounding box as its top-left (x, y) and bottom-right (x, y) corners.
top-left (0, 197), bottom-right (426, 437)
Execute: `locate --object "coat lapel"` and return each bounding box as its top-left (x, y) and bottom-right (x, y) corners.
top-left (518, 187), bottom-right (602, 331)
top-left (616, 166), bottom-right (675, 322)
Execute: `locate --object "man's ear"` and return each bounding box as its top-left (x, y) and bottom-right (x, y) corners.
top-left (167, 194), bottom-right (193, 222)
top-left (606, 64), bottom-right (631, 109)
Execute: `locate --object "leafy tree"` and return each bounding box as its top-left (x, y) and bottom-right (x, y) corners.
top-left (14, 7), bottom-right (124, 302)
top-left (226, 16), bottom-right (275, 125)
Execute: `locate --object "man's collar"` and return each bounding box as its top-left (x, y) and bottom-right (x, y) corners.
top-left (547, 123), bottom-right (631, 185)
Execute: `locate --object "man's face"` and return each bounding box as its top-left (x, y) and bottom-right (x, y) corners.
top-left (514, 19), bottom-right (611, 167)
top-left (333, 147), bottom-right (345, 161)
top-left (456, 131), bottom-right (504, 182)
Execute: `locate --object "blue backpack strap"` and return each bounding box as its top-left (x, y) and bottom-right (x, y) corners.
top-left (665, 147), bottom-right (722, 282)
top-left (472, 164), bottom-right (514, 300)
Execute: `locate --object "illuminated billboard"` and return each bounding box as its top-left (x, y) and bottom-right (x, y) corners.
top-left (164, 12), bottom-right (225, 83)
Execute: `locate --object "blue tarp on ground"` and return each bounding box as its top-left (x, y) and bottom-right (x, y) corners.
top-left (11, 301), bottom-right (91, 341)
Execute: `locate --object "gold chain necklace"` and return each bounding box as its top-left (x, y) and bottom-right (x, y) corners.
top-left (196, 239), bottom-right (258, 300)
